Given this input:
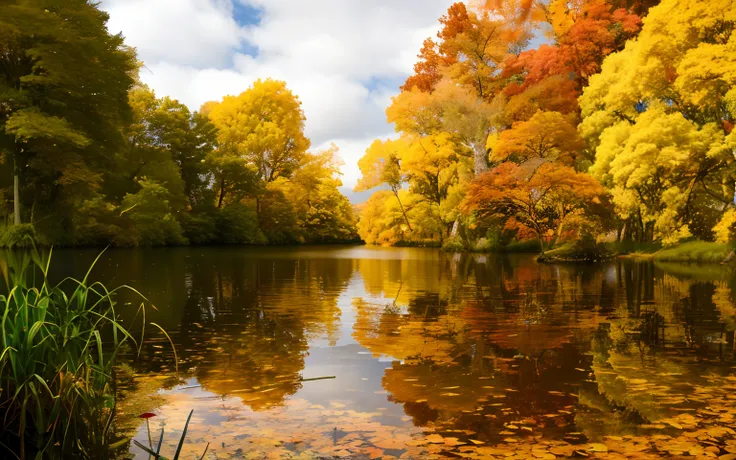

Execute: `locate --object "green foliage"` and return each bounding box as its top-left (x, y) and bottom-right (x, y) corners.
top-left (119, 179), bottom-right (187, 247)
top-left (70, 196), bottom-right (125, 246)
top-left (215, 203), bottom-right (266, 245)
top-left (179, 207), bottom-right (218, 245)
top-left (610, 241), bottom-right (662, 255)
top-left (259, 189), bottom-right (302, 244)
top-left (441, 236), bottom-right (466, 253)
top-left (502, 239), bottom-right (543, 253)
top-left (0, 2), bottom-right (357, 248)
top-left (0, 248), bottom-right (156, 458)
top-left (538, 242), bottom-right (615, 263)
top-left (652, 241), bottom-right (732, 263)
top-left (0, 223), bottom-right (36, 248)
top-left (0, 0), bottom-right (138, 232)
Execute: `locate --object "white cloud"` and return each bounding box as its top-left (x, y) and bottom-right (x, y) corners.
top-left (100, 0), bottom-right (453, 195)
top-left (103, 0), bottom-right (245, 68)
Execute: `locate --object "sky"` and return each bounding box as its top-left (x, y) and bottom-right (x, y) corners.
top-left (99, 0), bottom-right (455, 203)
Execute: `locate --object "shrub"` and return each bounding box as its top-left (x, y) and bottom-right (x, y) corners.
top-left (71, 196), bottom-right (125, 246)
top-left (0, 224), bottom-right (37, 248)
top-left (259, 190), bottom-right (302, 244)
top-left (179, 208), bottom-right (218, 245)
top-left (215, 203), bottom-right (266, 244)
top-left (441, 236), bottom-right (466, 253)
top-left (120, 179), bottom-right (188, 246)
top-left (503, 239), bottom-right (542, 252)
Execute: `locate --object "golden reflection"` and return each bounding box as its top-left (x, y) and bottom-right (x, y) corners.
top-left (91, 247), bottom-right (736, 459)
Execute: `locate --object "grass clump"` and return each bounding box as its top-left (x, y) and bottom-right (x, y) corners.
top-left (0, 248), bottom-right (165, 459)
top-left (537, 242), bottom-right (615, 263)
top-left (0, 224), bottom-right (38, 249)
top-left (652, 241), bottom-right (732, 263)
top-left (441, 236), bottom-right (465, 253)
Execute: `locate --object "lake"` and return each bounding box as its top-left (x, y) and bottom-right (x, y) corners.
top-left (49, 246), bottom-right (736, 459)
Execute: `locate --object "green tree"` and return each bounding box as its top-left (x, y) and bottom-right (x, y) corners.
top-left (0, 0), bottom-right (137, 227)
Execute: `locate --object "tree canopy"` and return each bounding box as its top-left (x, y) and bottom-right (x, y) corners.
top-left (356, 0), bottom-right (736, 251)
top-left (0, 2), bottom-right (357, 246)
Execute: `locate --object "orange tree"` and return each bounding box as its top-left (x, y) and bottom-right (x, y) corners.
top-left (461, 161), bottom-right (604, 251)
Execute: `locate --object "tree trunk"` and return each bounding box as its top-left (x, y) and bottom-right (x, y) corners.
top-left (474, 144), bottom-right (489, 176)
top-left (537, 229), bottom-right (546, 254)
top-left (217, 177), bottom-right (226, 209)
top-left (393, 189), bottom-right (412, 232)
top-left (450, 219), bottom-right (460, 238)
top-left (619, 222), bottom-right (627, 242)
top-left (13, 154), bottom-right (21, 225)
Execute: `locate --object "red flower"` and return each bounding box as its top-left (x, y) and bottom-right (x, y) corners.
top-left (138, 413), bottom-right (157, 419)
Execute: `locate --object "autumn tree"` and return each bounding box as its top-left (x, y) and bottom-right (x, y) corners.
top-left (580, 0), bottom-right (736, 243)
top-left (402, 134), bottom-right (466, 240)
top-left (208, 79), bottom-right (310, 184)
top-left (394, 2), bottom-right (526, 177)
top-left (491, 111), bottom-right (585, 165)
top-left (462, 162), bottom-right (604, 251)
top-left (356, 138), bottom-right (413, 230)
top-left (547, 0), bottom-right (642, 86)
top-left (279, 145), bottom-right (358, 243)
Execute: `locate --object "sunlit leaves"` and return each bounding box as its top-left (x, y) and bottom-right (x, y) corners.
top-left (492, 111), bottom-right (584, 165)
top-left (207, 78), bottom-right (310, 184)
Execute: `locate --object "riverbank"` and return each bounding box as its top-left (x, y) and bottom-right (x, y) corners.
top-left (619, 241), bottom-right (733, 264)
top-left (441, 238), bottom-right (735, 265)
top-left (540, 241), bottom-right (733, 264)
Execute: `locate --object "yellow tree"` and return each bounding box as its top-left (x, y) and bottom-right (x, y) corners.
top-left (280, 145), bottom-right (357, 242)
top-left (589, 103), bottom-right (732, 243)
top-left (388, 79), bottom-right (501, 178)
top-left (208, 79), bottom-right (310, 184)
top-left (393, 1), bottom-right (527, 177)
top-left (401, 134), bottom-right (465, 240)
top-left (580, 0), bottom-right (736, 242)
top-left (356, 138), bottom-right (413, 231)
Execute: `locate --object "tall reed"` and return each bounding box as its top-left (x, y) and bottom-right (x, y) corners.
top-left (0, 247), bottom-right (153, 459)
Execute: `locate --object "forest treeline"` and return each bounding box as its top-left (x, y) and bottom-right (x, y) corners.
top-left (0, 1), bottom-right (358, 247)
top-left (2, 0), bottom-right (735, 251)
top-left (354, 0), bottom-right (736, 252)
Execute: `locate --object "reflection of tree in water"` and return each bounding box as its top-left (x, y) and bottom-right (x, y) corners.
top-left (577, 270), bottom-right (736, 440)
top-left (354, 254), bottom-right (736, 445)
top-left (51, 248), bottom-right (736, 450)
top-left (145, 252), bottom-right (355, 410)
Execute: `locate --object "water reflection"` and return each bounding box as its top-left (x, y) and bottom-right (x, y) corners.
top-left (45, 247), bottom-right (736, 458)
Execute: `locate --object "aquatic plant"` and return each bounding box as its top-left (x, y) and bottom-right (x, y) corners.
top-left (0, 248), bottom-right (168, 459)
top-left (133, 410), bottom-right (210, 460)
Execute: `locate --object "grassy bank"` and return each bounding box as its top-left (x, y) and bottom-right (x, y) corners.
top-left (444, 237), bottom-right (734, 265)
top-left (612, 241), bottom-right (732, 263)
top-left (442, 237), bottom-right (542, 253)
top-left (651, 241), bottom-right (732, 263)
top-left (537, 243), bottom-right (616, 263)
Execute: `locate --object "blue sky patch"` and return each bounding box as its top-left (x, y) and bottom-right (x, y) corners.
top-left (233, 2), bottom-right (263, 27)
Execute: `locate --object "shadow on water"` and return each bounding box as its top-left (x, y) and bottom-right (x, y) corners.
top-left (42, 246), bottom-right (736, 458)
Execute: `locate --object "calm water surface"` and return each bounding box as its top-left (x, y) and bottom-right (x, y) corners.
top-left (50, 246), bottom-right (736, 458)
